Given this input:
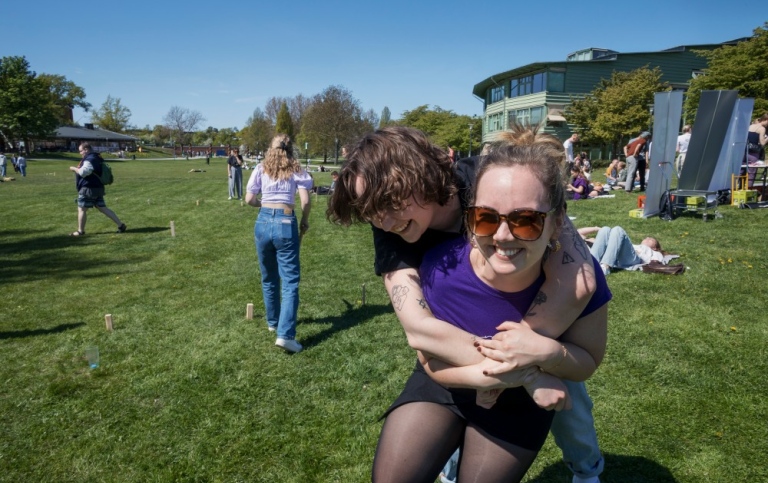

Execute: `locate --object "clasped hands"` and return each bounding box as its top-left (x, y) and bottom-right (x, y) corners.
top-left (474, 323), bottom-right (571, 412)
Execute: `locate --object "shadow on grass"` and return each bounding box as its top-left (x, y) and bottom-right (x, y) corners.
top-left (0, 322), bottom-right (85, 340)
top-left (299, 300), bottom-right (393, 349)
top-left (528, 453), bottom-right (676, 482)
top-left (0, 232), bottom-right (153, 285)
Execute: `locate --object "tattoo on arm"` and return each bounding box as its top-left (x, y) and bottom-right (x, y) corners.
top-left (391, 285), bottom-right (409, 311)
top-left (569, 230), bottom-right (589, 262)
top-left (526, 290), bottom-right (547, 317)
top-left (417, 297), bottom-right (429, 311)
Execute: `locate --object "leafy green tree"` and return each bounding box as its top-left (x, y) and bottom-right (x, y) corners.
top-left (0, 56), bottom-right (59, 153)
top-left (398, 105), bottom-right (479, 156)
top-left (685, 23), bottom-right (768, 122)
top-left (242, 108), bottom-right (273, 154)
top-left (90, 95), bottom-right (132, 132)
top-left (275, 102), bottom-right (294, 139)
top-left (565, 66), bottom-right (667, 153)
top-left (37, 73), bottom-right (90, 126)
top-left (379, 106), bottom-right (392, 127)
top-left (302, 85), bottom-right (368, 162)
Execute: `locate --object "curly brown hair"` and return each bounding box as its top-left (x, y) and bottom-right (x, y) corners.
top-left (326, 126), bottom-right (457, 225)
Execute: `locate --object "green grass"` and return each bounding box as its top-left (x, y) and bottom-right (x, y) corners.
top-left (1, 158), bottom-right (767, 482)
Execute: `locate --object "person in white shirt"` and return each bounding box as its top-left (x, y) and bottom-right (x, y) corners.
top-left (0, 153), bottom-right (6, 177)
top-left (563, 133), bottom-right (579, 169)
top-left (675, 125), bottom-right (692, 177)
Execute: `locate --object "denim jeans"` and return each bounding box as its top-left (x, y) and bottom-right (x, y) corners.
top-left (550, 380), bottom-right (604, 479)
top-left (254, 208), bottom-right (301, 340)
top-left (229, 167), bottom-right (243, 198)
top-left (589, 226), bottom-right (643, 270)
top-left (0, 164), bottom-right (5, 177)
top-left (19, 164), bottom-right (26, 177)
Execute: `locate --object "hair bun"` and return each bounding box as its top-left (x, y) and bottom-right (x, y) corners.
top-left (279, 141), bottom-right (288, 151)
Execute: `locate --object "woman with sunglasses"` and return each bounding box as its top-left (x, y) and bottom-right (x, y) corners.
top-left (328, 126), bottom-right (606, 483)
top-left (371, 126), bottom-right (610, 482)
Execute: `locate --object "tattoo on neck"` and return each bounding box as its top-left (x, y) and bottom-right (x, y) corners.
top-left (526, 291), bottom-right (547, 317)
top-left (391, 285), bottom-right (409, 311)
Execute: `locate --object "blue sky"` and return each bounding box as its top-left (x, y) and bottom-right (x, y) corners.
top-left (2, 1), bottom-right (761, 130)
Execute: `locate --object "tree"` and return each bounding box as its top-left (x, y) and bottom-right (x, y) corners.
top-left (380, 106), bottom-right (392, 127)
top-left (275, 102), bottom-right (295, 139)
top-left (398, 105), bottom-right (479, 155)
top-left (242, 108), bottom-right (273, 154)
top-left (37, 74), bottom-right (90, 126)
top-left (685, 23), bottom-right (768, 122)
top-left (302, 85), bottom-right (369, 162)
top-left (163, 106), bottom-right (205, 146)
top-left (0, 56), bottom-right (59, 153)
top-left (90, 95), bottom-right (132, 132)
top-left (565, 67), bottom-right (667, 154)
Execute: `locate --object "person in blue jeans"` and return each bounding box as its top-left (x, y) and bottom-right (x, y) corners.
top-left (579, 226), bottom-right (664, 276)
top-left (245, 134), bottom-right (313, 353)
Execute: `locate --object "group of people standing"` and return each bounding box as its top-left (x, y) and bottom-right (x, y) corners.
top-left (0, 153), bottom-right (26, 177)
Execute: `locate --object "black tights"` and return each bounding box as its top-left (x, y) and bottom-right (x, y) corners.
top-left (372, 402), bottom-right (539, 483)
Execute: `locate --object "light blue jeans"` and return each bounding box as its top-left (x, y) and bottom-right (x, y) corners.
top-left (551, 380), bottom-right (604, 479)
top-left (254, 208), bottom-right (301, 340)
top-left (589, 226), bottom-right (643, 270)
top-left (440, 380), bottom-right (603, 479)
top-left (0, 164), bottom-right (5, 177)
top-left (229, 167), bottom-right (243, 198)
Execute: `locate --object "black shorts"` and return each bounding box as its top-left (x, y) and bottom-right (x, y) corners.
top-left (383, 361), bottom-right (554, 451)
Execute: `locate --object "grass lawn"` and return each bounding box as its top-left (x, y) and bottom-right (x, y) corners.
top-left (1, 157), bottom-right (766, 482)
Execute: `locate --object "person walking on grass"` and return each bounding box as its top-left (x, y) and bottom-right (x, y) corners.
top-left (245, 134), bottom-right (313, 353)
top-left (68, 143), bottom-right (126, 236)
top-left (16, 153), bottom-right (27, 177)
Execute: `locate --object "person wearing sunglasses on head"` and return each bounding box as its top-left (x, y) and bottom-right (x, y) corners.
top-left (328, 126), bottom-right (607, 483)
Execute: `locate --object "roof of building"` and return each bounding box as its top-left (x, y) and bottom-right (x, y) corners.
top-left (55, 125), bottom-right (137, 141)
top-left (472, 38), bottom-right (749, 98)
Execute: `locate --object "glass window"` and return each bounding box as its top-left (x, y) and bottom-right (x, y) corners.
top-left (530, 106), bottom-right (544, 126)
top-left (490, 85), bottom-right (506, 103)
top-left (548, 71), bottom-right (565, 92)
top-left (533, 73), bottom-right (545, 93)
top-left (510, 79), bottom-right (519, 98)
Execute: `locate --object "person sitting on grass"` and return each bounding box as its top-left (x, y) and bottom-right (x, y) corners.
top-left (567, 166), bottom-right (600, 199)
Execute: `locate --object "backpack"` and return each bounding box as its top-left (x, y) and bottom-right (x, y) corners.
top-left (98, 160), bottom-right (114, 185)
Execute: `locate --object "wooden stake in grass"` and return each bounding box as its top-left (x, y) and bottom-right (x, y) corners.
top-left (105, 314), bottom-right (113, 331)
top-left (246, 303), bottom-right (254, 319)
top-left (170, 221), bottom-right (176, 237)
top-left (196, 200), bottom-right (200, 206)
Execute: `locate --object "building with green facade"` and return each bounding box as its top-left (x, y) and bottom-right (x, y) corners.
top-left (472, 39), bottom-right (745, 143)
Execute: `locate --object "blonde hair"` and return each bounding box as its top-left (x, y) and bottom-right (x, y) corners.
top-left (476, 124), bottom-right (567, 220)
top-left (263, 134), bottom-right (300, 181)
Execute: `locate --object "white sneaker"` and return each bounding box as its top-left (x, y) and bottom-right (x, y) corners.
top-left (275, 338), bottom-right (303, 353)
top-left (268, 326), bottom-right (276, 332)
top-left (228, 196), bottom-right (232, 200)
